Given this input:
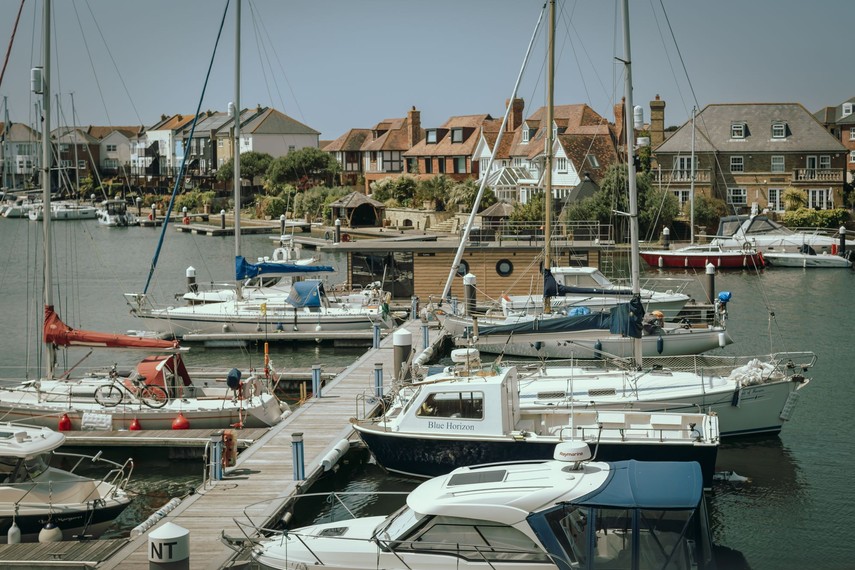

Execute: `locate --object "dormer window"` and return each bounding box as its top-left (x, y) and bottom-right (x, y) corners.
top-left (771, 122), bottom-right (787, 139)
top-left (843, 103), bottom-right (853, 117)
top-left (451, 128), bottom-right (463, 143)
top-left (731, 123), bottom-right (746, 139)
top-left (522, 126), bottom-right (530, 143)
top-left (426, 130), bottom-right (437, 144)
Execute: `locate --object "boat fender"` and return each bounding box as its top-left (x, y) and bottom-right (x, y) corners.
top-left (172, 411), bottom-right (190, 430)
top-left (182, 216), bottom-right (190, 225)
top-left (7, 521), bottom-right (20, 544)
top-left (657, 335), bottom-right (664, 354)
top-left (38, 522), bottom-right (63, 543)
top-left (58, 413), bottom-right (72, 431)
top-left (148, 212), bottom-right (153, 221)
top-left (341, 233), bottom-right (351, 242)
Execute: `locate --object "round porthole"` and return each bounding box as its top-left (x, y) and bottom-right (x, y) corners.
top-left (496, 259), bottom-right (514, 277)
top-left (456, 260), bottom-right (469, 276)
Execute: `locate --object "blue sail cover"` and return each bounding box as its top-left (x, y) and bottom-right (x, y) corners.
top-left (574, 460), bottom-right (703, 509)
top-left (286, 280), bottom-right (324, 308)
top-left (543, 268), bottom-right (633, 297)
top-left (235, 256), bottom-right (334, 280)
top-left (608, 296), bottom-right (645, 339)
top-left (466, 312), bottom-right (612, 338)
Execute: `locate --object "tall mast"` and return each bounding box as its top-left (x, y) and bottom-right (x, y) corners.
top-left (620, 0), bottom-right (642, 368)
top-left (690, 106), bottom-right (696, 244)
top-left (40, 0), bottom-right (55, 377)
top-left (233, 0), bottom-right (241, 261)
top-left (542, 0), bottom-right (555, 315)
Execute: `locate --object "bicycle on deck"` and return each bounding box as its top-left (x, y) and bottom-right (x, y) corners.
top-left (93, 364), bottom-right (170, 409)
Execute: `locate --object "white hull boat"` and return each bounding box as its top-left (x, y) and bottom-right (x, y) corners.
top-left (0, 422), bottom-right (132, 543)
top-left (763, 248), bottom-right (852, 268)
top-left (96, 199), bottom-right (137, 227)
top-left (711, 214), bottom-right (855, 255)
top-left (246, 441), bottom-right (718, 570)
top-left (28, 200), bottom-right (97, 221)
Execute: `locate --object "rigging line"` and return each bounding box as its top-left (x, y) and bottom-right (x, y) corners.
top-left (0, 0), bottom-right (26, 91)
top-left (81, 0), bottom-right (143, 124)
top-left (653, 0), bottom-right (701, 116)
top-left (143, 0), bottom-right (232, 296)
top-left (70, 1), bottom-right (111, 125)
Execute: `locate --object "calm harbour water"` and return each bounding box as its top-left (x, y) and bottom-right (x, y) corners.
top-left (0, 218), bottom-right (852, 567)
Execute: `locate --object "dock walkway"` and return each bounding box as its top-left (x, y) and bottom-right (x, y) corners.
top-left (98, 319), bottom-right (429, 569)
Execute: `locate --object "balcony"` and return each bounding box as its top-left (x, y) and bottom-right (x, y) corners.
top-left (650, 169), bottom-right (711, 185)
top-left (791, 168), bottom-right (844, 183)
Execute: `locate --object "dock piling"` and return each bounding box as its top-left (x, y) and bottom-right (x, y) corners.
top-left (148, 522), bottom-right (189, 570)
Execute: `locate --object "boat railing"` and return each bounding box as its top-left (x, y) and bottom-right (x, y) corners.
top-left (54, 449), bottom-right (134, 497)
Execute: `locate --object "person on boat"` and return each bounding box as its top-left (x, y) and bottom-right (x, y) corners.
top-left (642, 310), bottom-right (665, 335)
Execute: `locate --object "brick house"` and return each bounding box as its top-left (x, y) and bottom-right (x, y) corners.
top-left (652, 102), bottom-right (847, 214)
top-left (404, 113), bottom-right (500, 182)
top-left (814, 96), bottom-right (855, 185)
top-left (322, 128), bottom-right (370, 186)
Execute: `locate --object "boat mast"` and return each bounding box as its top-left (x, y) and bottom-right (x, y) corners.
top-left (689, 105), bottom-right (696, 244)
top-left (39, 0), bottom-right (55, 378)
top-left (620, 0), bottom-right (642, 368)
top-left (543, 0), bottom-right (555, 315)
top-left (233, 0), bottom-right (242, 281)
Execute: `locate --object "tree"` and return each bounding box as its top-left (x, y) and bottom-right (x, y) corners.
top-left (509, 190), bottom-right (545, 222)
top-left (370, 175), bottom-right (418, 206)
top-left (782, 187), bottom-right (807, 211)
top-left (266, 147), bottom-right (340, 189)
top-left (216, 151), bottom-right (273, 191)
top-left (446, 178), bottom-right (496, 212)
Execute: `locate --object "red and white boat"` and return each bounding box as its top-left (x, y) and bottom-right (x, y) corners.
top-left (640, 243), bottom-right (765, 269)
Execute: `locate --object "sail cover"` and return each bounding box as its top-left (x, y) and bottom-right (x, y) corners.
top-left (44, 305), bottom-right (177, 349)
top-left (235, 255), bottom-right (334, 280)
top-left (286, 280), bottom-right (324, 308)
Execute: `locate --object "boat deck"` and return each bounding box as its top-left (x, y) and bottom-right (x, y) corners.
top-left (94, 318), bottom-right (430, 569)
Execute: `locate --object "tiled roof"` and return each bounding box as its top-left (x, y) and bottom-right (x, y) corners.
top-left (508, 104), bottom-right (609, 160)
top-left (241, 108), bottom-right (320, 136)
top-left (405, 114), bottom-right (494, 156)
top-left (0, 122), bottom-right (39, 141)
top-left (557, 129), bottom-right (618, 182)
top-left (655, 103), bottom-right (846, 154)
top-left (329, 191), bottom-right (385, 208)
top-left (324, 129), bottom-right (371, 152)
top-left (86, 125), bottom-right (143, 140)
top-left (148, 113), bottom-right (198, 132)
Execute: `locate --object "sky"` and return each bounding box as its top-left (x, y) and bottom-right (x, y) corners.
top-left (1, 0), bottom-right (851, 141)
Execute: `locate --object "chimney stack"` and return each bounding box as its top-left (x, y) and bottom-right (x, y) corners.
top-left (649, 95), bottom-right (666, 147)
top-left (407, 106), bottom-right (421, 148)
top-left (505, 98), bottom-right (524, 133)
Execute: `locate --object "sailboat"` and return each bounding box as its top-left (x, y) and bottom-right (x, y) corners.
top-left (418, 0), bottom-right (816, 440)
top-left (0, 0), bottom-right (287, 432)
top-left (123, 1), bottom-right (395, 342)
top-left (435, 3), bottom-right (729, 361)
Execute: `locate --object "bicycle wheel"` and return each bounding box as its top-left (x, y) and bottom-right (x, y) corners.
top-left (94, 384), bottom-right (122, 407)
top-left (140, 384), bottom-right (169, 408)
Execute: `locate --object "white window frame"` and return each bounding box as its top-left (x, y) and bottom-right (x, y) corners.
top-left (555, 157), bottom-right (567, 172)
top-left (771, 155), bottom-right (785, 173)
top-left (513, 157), bottom-right (523, 167)
top-left (819, 155), bottom-right (831, 170)
top-left (521, 127), bottom-right (530, 143)
top-left (674, 156), bottom-right (695, 180)
top-left (451, 128), bottom-right (463, 143)
top-left (844, 103), bottom-right (853, 117)
top-left (849, 150), bottom-right (855, 163)
top-left (767, 188), bottom-right (783, 211)
top-left (727, 187), bottom-right (747, 206)
top-left (808, 188), bottom-right (830, 209)
top-left (730, 156), bottom-right (744, 173)
top-left (731, 123), bottom-right (745, 139)
top-left (587, 155), bottom-right (600, 169)
top-left (426, 130), bottom-right (437, 144)
top-left (771, 122), bottom-right (786, 139)
top-left (849, 127), bottom-right (855, 141)
top-left (672, 189), bottom-right (690, 210)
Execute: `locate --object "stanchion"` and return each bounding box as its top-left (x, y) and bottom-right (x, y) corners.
top-left (312, 364), bottom-right (322, 398)
top-left (372, 323), bottom-right (381, 348)
top-left (209, 433), bottom-right (223, 481)
top-left (422, 322), bottom-right (430, 350)
top-left (374, 363), bottom-right (383, 398)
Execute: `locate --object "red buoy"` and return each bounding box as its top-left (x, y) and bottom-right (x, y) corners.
top-left (129, 418), bottom-right (142, 431)
top-left (171, 412), bottom-right (190, 430)
top-left (58, 413), bottom-right (72, 431)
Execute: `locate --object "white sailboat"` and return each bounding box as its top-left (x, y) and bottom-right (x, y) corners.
top-left (0, 0), bottom-right (287, 432)
top-left (418, 0), bottom-right (816, 442)
top-left (123, 1), bottom-right (395, 341)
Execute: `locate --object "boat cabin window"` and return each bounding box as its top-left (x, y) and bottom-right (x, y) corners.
top-left (400, 515), bottom-right (549, 562)
top-left (416, 391), bottom-right (483, 419)
top-left (540, 505), bottom-right (710, 569)
top-left (376, 506), bottom-right (428, 544)
top-left (0, 453), bottom-right (50, 484)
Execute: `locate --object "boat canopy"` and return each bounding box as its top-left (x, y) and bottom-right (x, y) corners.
top-left (286, 280), bottom-right (324, 308)
top-left (43, 305), bottom-right (177, 349)
top-left (235, 255), bottom-right (334, 280)
top-left (574, 460), bottom-right (703, 509)
top-left (543, 268), bottom-right (633, 297)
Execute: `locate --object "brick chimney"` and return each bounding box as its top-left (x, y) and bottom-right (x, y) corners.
top-left (506, 98), bottom-right (524, 132)
top-left (649, 94), bottom-right (666, 147)
top-left (407, 106), bottom-right (421, 147)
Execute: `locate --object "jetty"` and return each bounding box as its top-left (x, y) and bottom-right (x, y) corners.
top-left (93, 318), bottom-right (434, 569)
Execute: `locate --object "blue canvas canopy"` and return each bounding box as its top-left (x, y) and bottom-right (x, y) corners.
top-left (235, 255), bottom-right (334, 280)
top-left (575, 460), bottom-right (703, 509)
top-left (286, 280), bottom-right (324, 308)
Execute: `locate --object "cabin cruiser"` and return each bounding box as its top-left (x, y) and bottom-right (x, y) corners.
top-left (248, 442), bottom-right (718, 570)
top-left (354, 350), bottom-right (720, 487)
top-left (0, 423), bottom-right (132, 542)
top-left (711, 214), bottom-right (855, 254)
top-left (27, 200), bottom-right (97, 221)
top-left (762, 244), bottom-right (853, 268)
top-left (96, 199), bottom-right (137, 227)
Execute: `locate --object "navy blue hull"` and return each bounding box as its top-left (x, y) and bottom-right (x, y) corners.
top-left (0, 501), bottom-right (129, 543)
top-left (358, 431), bottom-right (717, 488)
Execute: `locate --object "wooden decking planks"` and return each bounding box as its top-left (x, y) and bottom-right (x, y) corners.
top-left (62, 428), bottom-right (269, 448)
top-left (98, 319), bottom-right (429, 569)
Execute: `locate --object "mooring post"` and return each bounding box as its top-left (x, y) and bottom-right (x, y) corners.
top-left (393, 329), bottom-right (412, 383)
top-left (372, 323), bottom-right (381, 348)
top-left (374, 362), bottom-right (383, 398)
top-left (149, 522), bottom-right (189, 570)
top-left (209, 433), bottom-right (223, 481)
top-left (220, 209), bottom-right (226, 230)
top-left (705, 262), bottom-right (716, 305)
top-left (311, 364), bottom-right (322, 398)
top-left (291, 433), bottom-right (305, 480)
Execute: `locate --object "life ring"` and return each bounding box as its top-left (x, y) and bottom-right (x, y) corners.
top-left (182, 216), bottom-right (190, 225)
top-left (341, 233), bottom-right (351, 242)
top-left (147, 213), bottom-right (153, 221)
top-left (741, 241), bottom-right (752, 253)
